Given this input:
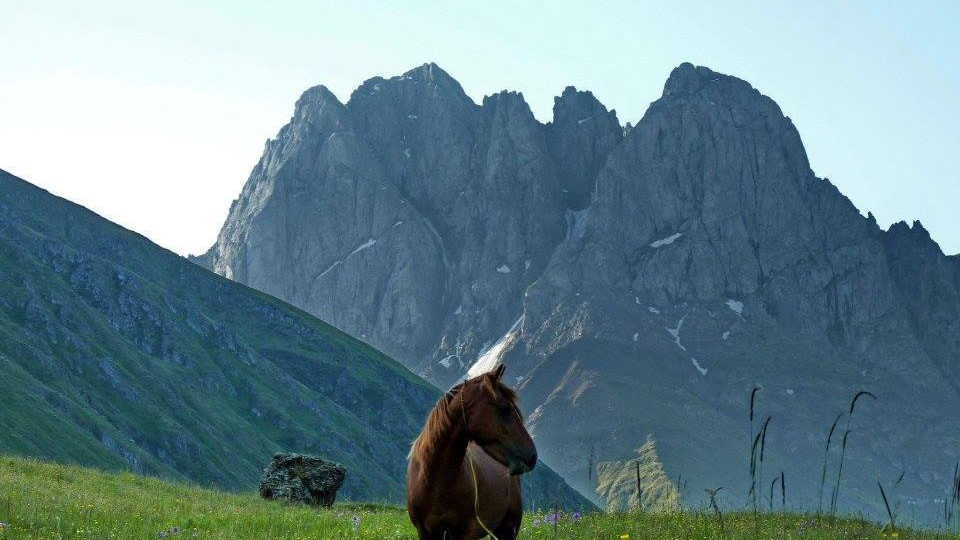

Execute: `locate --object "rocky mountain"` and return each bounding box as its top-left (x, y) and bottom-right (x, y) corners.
top-left (196, 63), bottom-right (960, 522)
top-left (193, 64), bottom-right (620, 386)
top-left (595, 437), bottom-right (678, 513)
top-left (0, 169), bottom-right (591, 510)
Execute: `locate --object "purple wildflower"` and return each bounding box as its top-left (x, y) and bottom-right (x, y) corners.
top-left (572, 511), bottom-right (582, 521)
top-left (545, 512), bottom-right (560, 524)
top-left (531, 518), bottom-right (542, 527)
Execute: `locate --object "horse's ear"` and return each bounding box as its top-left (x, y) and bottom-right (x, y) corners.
top-left (491, 364), bottom-right (506, 381)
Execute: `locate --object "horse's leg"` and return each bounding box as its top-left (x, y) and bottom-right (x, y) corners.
top-left (491, 522), bottom-right (519, 540)
top-left (415, 525), bottom-right (446, 540)
top-left (492, 512), bottom-right (521, 540)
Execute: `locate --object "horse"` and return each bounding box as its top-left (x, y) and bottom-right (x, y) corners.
top-left (406, 364), bottom-right (538, 540)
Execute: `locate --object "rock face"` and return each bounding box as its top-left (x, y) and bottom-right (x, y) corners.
top-left (259, 453), bottom-right (346, 506)
top-left (194, 64), bottom-right (617, 386)
top-left (595, 437), bottom-right (678, 513)
top-left (198, 63), bottom-right (960, 523)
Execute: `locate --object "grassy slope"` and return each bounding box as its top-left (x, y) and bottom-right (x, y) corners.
top-left (0, 456), bottom-right (940, 540)
top-left (0, 169), bottom-right (593, 510)
top-left (0, 169), bottom-right (438, 500)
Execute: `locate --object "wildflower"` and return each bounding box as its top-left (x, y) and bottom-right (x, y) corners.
top-left (620, 535), bottom-right (630, 540)
top-left (572, 511), bottom-right (581, 521)
top-left (351, 515), bottom-right (361, 532)
top-left (891, 533), bottom-right (899, 538)
top-left (0, 521), bottom-right (7, 529)
top-left (531, 518), bottom-right (542, 528)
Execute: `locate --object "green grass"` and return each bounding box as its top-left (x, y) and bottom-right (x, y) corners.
top-left (0, 456), bottom-right (947, 540)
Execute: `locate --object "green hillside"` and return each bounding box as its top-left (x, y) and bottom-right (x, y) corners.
top-left (0, 169), bottom-right (440, 500)
top-left (0, 168), bottom-right (591, 508)
top-left (0, 456), bottom-right (938, 540)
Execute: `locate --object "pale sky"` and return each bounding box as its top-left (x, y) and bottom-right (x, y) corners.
top-left (2, 1), bottom-right (958, 255)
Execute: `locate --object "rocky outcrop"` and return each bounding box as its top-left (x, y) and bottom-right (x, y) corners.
top-left (546, 86), bottom-right (623, 209)
top-left (197, 63), bottom-right (960, 523)
top-left (595, 437), bottom-right (678, 513)
top-left (259, 453), bottom-right (346, 507)
top-left (195, 64), bottom-right (610, 388)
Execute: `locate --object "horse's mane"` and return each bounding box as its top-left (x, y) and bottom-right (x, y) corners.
top-left (408, 374), bottom-right (519, 464)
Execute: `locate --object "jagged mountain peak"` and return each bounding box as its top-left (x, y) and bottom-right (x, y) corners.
top-left (888, 218), bottom-right (931, 237)
top-left (295, 84), bottom-right (345, 112)
top-left (885, 219), bottom-right (941, 257)
top-left (553, 85), bottom-right (603, 110)
top-left (482, 90), bottom-right (537, 122)
top-left (658, 62), bottom-right (787, 126)
top-left (290, 84), bottom-right (352, 134)
top-left (403, 61), bottom-right (457, 84)
top-left (347, 62), bottom-right (473, 105)
top-left (662, 62), bottom-right (729, 96)
top-left (552, 86), bottom-right (619, 126)
top-left (547, 85), bottom-right (622, 209)
top-left (199, 65), bottom-right (960, 522)
top-left (297, 83), bottom-right (340, 103)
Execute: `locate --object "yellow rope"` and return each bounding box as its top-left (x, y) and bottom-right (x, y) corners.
top-left (468, 451), bottom-right (500, 540)
top-left (461, 393), bottom-right (500, 540)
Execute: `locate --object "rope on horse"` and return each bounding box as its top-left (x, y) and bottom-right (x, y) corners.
top-left (461, 392), bottom-right (501, 540)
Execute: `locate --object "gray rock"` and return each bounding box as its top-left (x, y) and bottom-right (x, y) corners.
top-left (259, 452), bottom-right (346, 507)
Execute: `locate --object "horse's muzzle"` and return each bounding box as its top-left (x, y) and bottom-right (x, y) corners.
top-left (509, 450), bottom-right (537, 475)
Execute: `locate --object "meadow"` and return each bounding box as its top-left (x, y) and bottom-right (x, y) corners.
top-left (0, 455), bottom-right (947, 540)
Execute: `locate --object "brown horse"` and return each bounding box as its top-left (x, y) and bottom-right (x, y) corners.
top-left (407, 364), bottom-right (537, 540)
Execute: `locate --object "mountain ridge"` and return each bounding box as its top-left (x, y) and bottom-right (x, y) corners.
top-left (196, 62), bottom-right (960, 521)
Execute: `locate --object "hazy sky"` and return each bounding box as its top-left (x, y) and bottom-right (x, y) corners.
top-left (2, 1), bottom-right (958, 255)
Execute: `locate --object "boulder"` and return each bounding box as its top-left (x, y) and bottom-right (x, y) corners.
top-left (259, 452), bottom-right (346, 507)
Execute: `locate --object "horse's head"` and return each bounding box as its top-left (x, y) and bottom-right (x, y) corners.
top-left (461, 364), bottom-right (537, 475)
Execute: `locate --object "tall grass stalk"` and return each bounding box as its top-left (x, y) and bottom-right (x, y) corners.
top-left (587, 445), bottom-right (595, 483)
top-left (780, 471), bottom-right (786, 509)
top-left (747, 387), bottom-right (760, 509)
top-left (878, 479), bottom-right (896, 530)
top-left (635, 462), bottom-right (644, 512)
top-left (706, 487), bottom-right (726, 539)
top-left (817, 412), bottom-right (844, 515)
top-left (756, 415), bottom-right (772, 510)
top-left (768, 477), bottom-right (779, 512)
top-left (945, 461), bottom-right (960, 532)
top-left (829, 390), bottom-right (876, 516)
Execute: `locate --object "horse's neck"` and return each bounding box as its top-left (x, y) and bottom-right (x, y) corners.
top-left (423, 407), bottom-right (469, 478)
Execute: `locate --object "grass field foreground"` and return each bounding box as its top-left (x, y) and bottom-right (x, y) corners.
top-left (0, 456), bottom-right (946, 539)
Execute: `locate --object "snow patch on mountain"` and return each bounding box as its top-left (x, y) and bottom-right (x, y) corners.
top-left (665, 314), bottom-right (688, 351)
top-left (650, 233), bottom-right (683, 248)
top-left (691, 358), bottom-right (708, 376)
top-left (350, 238), bottom-right (376, 256)
top-left (467, 316), bottom-right (524, 379)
